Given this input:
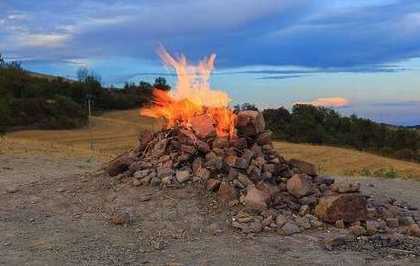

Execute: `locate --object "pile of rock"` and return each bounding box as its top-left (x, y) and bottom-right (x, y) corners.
top-left (106, 111), bottom-right (420, 237)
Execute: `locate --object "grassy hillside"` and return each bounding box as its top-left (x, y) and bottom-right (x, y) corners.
top-left (6, 109), bottom-right (420, 180)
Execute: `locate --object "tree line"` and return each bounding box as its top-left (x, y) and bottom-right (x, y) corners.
top-left (0, 54), bottom-right (169, 133)
top-left (261, 104), bottom-right (420, 162)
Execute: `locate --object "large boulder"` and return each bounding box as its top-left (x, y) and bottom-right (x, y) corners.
top-left (287, 174), bottom-right (313, 198)
top-left (315, 194), bottom-right (368, 224)
top-left (236, 111), bottom-right (265, 137)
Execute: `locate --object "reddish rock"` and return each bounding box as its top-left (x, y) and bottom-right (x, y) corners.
top-left (111, 210), bottom-right (131, 225)
top-left (243, 186), bottom-right (271, 210)
top-left (190, 114), bottom-right (216, 138)
top-left (408, 224), bottom-right (420, 237)
top-left (213, 137), bottom-right (229, 149)
top-left (207, 179), bottom-right (221, 191)
top-left (217, 182), bottom-right (238, 203)
top-left (106, 152), bottom-right (135, 176)
top-left (286, 174), bottom-right (313, 198)
top-left (289, 159), bottom-right (317, 176)
top-left (181, 144), bottom-right (196, 154)
top-left (177, 128), bottom-right (196, 145)
top-left (236, 111), bottom-right (265, 136)
top-left (196, 167), bottom-right (210, 180)
top-left (315, 194), bottom-right (368, 224)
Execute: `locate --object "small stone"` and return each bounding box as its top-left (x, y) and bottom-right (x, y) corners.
top-left (257, 131), bottom-right (272, 145)
top-left (56, 187), bottom-right (66, 193)
top-left (213, 137), bottom-right (229, 149)
top-left (207, 179), bottom-right (221, 191)
top-left (350, 225), bottom-right (366, 236)
top-left (192, 158), bottom-right (202, 175)
top-left (322, 235), bottom-right (348, 251)
top-left (287, 174), bottom-right (313, 198)
top-left (134, 169), bottom-right (150, 179)
top-left (111, 210), bottom-right (131, 225)
top-left (280, 222), bottom-right (301, 236)
top-left (181, 144), bottom-right (196, 154)
top-left (335, 219), bottom-right (345, 229)
top-left (133, 179), bottom-right (141, 187)
top-left (224, 155), bottom-right (237, 168)
top-left (176, 170), bottom-right (191, 183)
top-left (386, 218), bottom-right (399, 228)
top-left (6, 186), bottom-right (19, 193)
top-left (217, 182), bottom-right (238, 203)
top-left (196, 167), bottom-right (210, 180)
top-left (289, 159), bottom-right (317, 176)
top-left (275, 214), bottom-right (288, 227)
top-left (366, 220), bottom-right (379, 235)
top-left (196, 140), bottom-right (210, 153)
top-left (150, 177), bottom-right (161, 186)
top-left (399, 216), bottom-right (415, 226)
top-left (299, 205), bottom-right (310, 216)
top-left (157, 167), bottom-right (173, 178)
top-left (314, 176), bottom-right (335, 186)
top-left (235, 158), bottom-right (249, 169)
top-left (295, 216), bottom-right (312, 230)
top-left (408, 224), bottom-right (420, 237)
top-left (227, 168), bottom-right (239, 180)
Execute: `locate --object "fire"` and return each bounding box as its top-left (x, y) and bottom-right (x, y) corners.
top-left (140, 47), bottom-right (236, 137)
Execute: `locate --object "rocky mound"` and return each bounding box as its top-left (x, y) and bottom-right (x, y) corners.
top-left (105, 111), bottom-right (420, 238)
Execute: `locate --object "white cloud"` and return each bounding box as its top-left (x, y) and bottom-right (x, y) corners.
top-left (17, 33), bottom-right (70, 47)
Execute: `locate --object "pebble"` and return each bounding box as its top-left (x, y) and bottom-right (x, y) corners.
top-left (280, 222), bottom-right (301, 236)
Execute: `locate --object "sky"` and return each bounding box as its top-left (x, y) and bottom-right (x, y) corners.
top-left (1, 0), bottom-right (420, 125)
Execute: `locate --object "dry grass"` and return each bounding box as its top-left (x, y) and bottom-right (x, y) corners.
top-left (6, 109), bottom-right (420, 179)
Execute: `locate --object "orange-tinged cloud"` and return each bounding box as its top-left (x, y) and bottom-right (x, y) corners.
top-left (296, 97), bottom-right (350, 107)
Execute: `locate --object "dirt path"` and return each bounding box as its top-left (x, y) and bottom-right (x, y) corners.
top-left (1, 155), bottom-right (419, 265)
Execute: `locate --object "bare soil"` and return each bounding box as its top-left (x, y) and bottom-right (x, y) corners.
top-left (1, 154), bottom-right (419, 265)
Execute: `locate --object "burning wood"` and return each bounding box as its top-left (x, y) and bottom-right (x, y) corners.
top-left (105, 50), bottom-right (419, 237)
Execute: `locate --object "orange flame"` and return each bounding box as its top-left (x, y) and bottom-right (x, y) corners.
top-left (140, 47), bottom-right (236, 137)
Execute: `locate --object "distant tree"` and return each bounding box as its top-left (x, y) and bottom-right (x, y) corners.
top-left (153, 77), bottom-right (170, 91)
top-left (77, 67), bottom-right (89, 82)
top-left (234, 103), bottom-right (259, 112)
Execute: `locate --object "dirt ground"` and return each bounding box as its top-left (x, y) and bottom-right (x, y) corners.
top-left (1, 154), bottom-right (420, 265)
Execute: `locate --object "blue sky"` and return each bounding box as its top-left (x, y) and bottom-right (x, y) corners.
top-left (1, 0), bottom-right (420, 125)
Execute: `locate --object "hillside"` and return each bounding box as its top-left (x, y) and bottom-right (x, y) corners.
top-left (7, 109), bottom-right (420, 180)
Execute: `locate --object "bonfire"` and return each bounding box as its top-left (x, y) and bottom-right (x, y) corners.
top-left (105, 49), bottom-right (420, 237)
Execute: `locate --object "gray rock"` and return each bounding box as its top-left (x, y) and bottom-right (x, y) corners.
top-left (280, 222), bottom-right (301, 236)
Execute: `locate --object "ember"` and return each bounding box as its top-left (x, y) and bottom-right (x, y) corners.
top-left (106, 50), bottom-right (419, 238)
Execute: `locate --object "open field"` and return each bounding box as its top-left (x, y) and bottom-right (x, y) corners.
top-left (6, 109), bottom-right (420, 179)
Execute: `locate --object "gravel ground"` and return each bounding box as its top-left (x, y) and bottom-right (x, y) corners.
top-left (0, 154), bottom-right (419, 265)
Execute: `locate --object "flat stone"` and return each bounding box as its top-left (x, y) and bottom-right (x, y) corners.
top-left (157, 167), bottom-right (173, 178)
top-left (196, 140), bottom-right (211, 153)
top-left (134, 169), bottom-right (150, 179)
top-left (280, 222), bottom-right (301, 236)
top-left (287, 174), bottom-right (313, 198)
top-left (315, 194), bottom-right (368, 224)
top-left (176, 170), bottom-right (191, 183)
